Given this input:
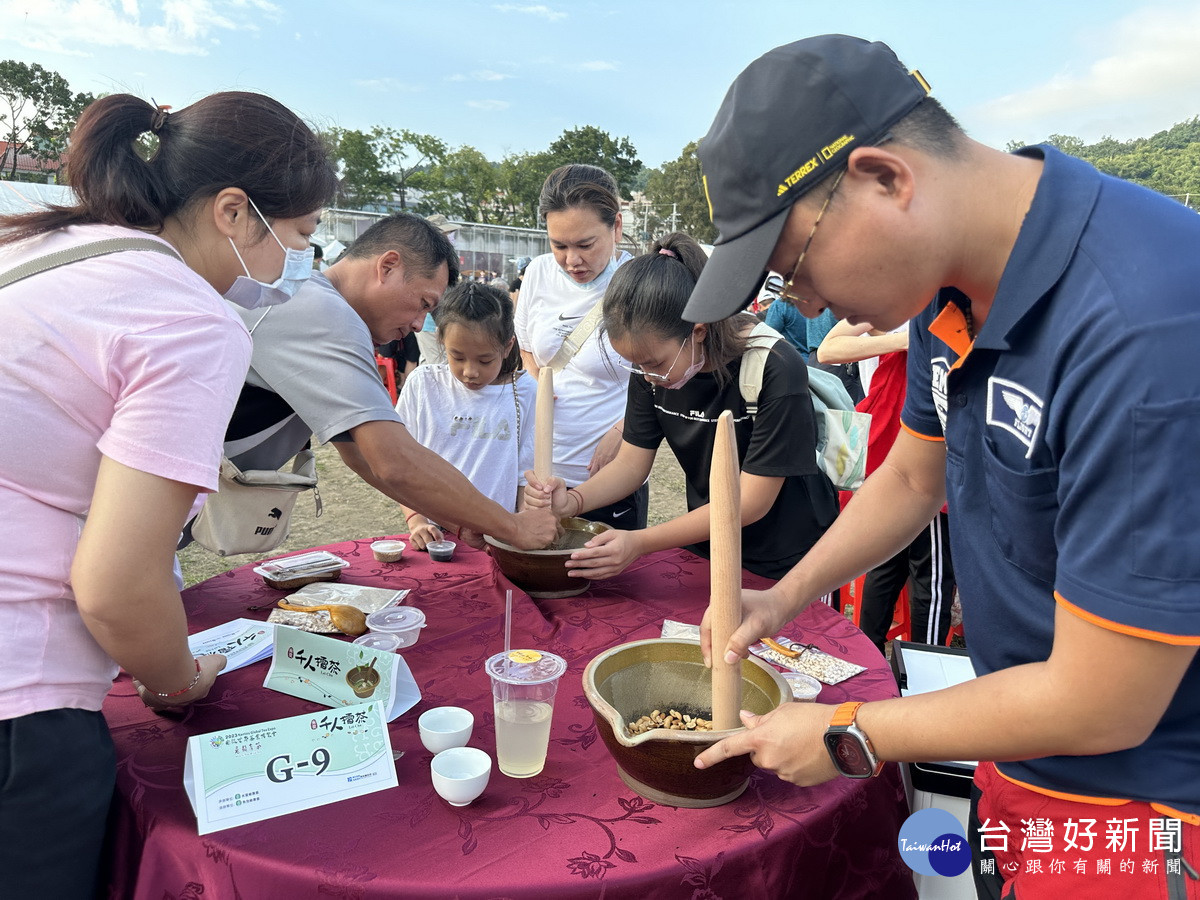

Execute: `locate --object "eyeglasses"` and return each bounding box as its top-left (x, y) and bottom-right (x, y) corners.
top-left (777, 167), bottom-right (846, 307)
top-left (625, 336), bottom-right (691, 383)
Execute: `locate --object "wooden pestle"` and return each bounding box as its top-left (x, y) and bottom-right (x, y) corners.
top-left (533, 367), bottom-right (560, 549)
top-left (709, 410), bottom-right (743, 730)
top-left (535, 367), bottom-right (554, 485)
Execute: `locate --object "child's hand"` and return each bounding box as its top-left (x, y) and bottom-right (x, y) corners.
top-left (563, 529), bottom-right (644, 580)
top-left (523, 472), bottom-right (571, 517)
top-left (408, 521), bottom-right (443, 550)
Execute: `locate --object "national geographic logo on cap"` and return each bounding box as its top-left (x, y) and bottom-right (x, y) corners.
top-left (777, 133), bottom-right (856, 197)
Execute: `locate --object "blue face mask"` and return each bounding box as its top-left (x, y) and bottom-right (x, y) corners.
top-left (223, 197), bottom-right (313, 309)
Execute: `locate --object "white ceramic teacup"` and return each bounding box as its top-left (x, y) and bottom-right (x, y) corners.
top-left (419, 706), bottom-right (474, 754)
top-left (431, 746), bottom-right (491, 806)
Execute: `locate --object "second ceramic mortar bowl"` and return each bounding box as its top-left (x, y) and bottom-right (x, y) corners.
top-left (582, 638), bottom-right (791, 808)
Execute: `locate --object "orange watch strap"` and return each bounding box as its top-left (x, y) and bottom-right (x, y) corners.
top-left (830, 701), bottom-right (863, 728)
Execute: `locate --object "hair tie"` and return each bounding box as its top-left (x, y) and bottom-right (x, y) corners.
top-left (658, 248), bottom-right (677, 259)
top-left (150, 103), bottom-right (171, 135)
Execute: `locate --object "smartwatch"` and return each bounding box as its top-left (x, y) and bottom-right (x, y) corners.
top-left (823, 701), bottom-right (883, 779)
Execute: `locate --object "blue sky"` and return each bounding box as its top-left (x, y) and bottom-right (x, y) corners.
top-left (4, 0), bottom-right (1200, 169)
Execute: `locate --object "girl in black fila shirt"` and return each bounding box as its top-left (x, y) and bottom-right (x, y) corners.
top-left (524, 232), bottom-right (838, 581)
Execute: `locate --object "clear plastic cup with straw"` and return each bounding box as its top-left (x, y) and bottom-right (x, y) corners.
top-left (487, 648), bottom-right (566, 778)
top-left (489, 589), bottom-right (566, 777)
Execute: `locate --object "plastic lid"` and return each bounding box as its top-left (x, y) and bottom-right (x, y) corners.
top-left (485, 650), bottom-right (567, 685)
top-left (253, 550), bottom-right (348, 580)
top-left (353, 631), bottom-right (402, 651)
top-left (782, 672), bottom-right (822, 699)
top-left (427, 540), bottom-right (456, 551)
top-left (366, 606), bottom-right (426, 633)
top-left (371, 540), bottom-right (405, 550)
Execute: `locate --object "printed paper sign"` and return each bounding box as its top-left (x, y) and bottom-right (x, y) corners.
top-left (188, 618), bottom-right (274, 673)
top-left (183, 702), bottom-right (397, 834)
top-left (264, 627), bottom-right (420, 721)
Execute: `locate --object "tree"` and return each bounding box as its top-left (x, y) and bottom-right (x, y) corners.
top-left (0, 60), bottom-right (93, 180)
top-left (321, 126), bottom-right (447, 210)
top-left (642, 141), bottom-right (717, 244)
top-left (322, 127), bottom-right (389, 207)
top-left (495, 150), bottom-right (557, 227)
top-left (544, 125), bottom-right (643, 200)
top-left (1013, 119), bottom-right (1200, 207)
top-left (371, 127), bottom-right (447, 209)
top-left (411, 145), bottom-right (501, 223)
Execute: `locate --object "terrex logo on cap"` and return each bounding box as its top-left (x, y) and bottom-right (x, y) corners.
top-left (683, 35), bottom-right (931, 324)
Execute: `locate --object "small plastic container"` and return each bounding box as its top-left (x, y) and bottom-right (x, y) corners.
top-left (365, 606), bottom-right (427, 648)
top-left (782, 672), bottom-right (822, 702)
top-left (371, 539), bottom-right (406, 562)
top-left (427, 540), bottom-right (456, 562)
top-left (254, 550), bottom-right (349, 590)
top-left (353, 631), bottom-right (403, 652)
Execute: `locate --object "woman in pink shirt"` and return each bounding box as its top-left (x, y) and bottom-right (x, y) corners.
top-left (0, 92), bottom-right (335, 897)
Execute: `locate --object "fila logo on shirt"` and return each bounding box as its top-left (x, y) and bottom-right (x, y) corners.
top-left (450, 415), bottom-right (512, 442)
top-left (986, 377), bottom-right (1043, 458)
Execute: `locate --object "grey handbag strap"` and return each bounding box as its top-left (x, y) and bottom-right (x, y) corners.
top-left (0, 237), bottom-right (184, 290)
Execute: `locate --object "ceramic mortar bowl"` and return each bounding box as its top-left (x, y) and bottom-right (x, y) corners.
top-left (484, 517), bottom-right (611, 598)
top-left (582, 638), bottom-right (791, 808)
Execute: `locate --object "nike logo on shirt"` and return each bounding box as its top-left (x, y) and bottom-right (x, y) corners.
top-left (613, 509), bottom-right (631, 518)
top-left (558, 312), bottom-right (584, 321)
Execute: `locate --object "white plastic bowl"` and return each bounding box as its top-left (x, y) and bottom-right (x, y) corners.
top-left (365, 606), bottom-right (427, 649)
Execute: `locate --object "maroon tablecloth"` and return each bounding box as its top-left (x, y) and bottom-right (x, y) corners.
top-left (102, 541), bottom-right (916, 899)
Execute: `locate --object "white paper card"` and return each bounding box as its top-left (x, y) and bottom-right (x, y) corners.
top-left (899, 647), bottom-right (978, 766)
top-left (264, 626), bottom-right (420, 722)
top-left (183, 702), bottom-right (396, 834)
top-left (899, 649), bottom-right (977, 697)
top-left (188, 619), bottom-right (274, 673)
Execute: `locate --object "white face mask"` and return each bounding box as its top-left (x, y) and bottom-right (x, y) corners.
top-left (223, 197), bottom-right (314, 309)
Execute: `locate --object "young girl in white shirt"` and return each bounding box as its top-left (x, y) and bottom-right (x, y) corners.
top-left (397, 282), bottom-right (535, 548)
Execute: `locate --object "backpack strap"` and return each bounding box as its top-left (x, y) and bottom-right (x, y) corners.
top-left (0, 237), bottom-right (183, 290)
top-left (547, 301), bottom-right (606, 374)
top-left (738, 321), bottom-right (785, 419)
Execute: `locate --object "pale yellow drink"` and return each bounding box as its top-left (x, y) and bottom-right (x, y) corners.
top-left (487, 650), bottom-right (566, 779)
top-left (494, 699), bottom-right (554, 777)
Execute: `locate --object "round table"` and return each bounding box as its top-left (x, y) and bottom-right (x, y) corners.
top-left (102, 541), bottom-right (916, 899)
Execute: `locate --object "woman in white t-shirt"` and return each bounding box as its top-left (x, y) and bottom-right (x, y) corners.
top-left (514, 164), bottom-right (646, 529)
top-left (398, 282), bottom-right (535, 547)
top-left (0, 92), bottom-right (335, 896)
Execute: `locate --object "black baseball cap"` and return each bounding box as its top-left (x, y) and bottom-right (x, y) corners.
top-left (683, 35), bottom-right (931, 323)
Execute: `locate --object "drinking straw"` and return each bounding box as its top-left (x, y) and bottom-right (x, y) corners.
top-left (504, 589), bottom-right (513, 656)
top-left (504, 589), bottom-right (513, 679)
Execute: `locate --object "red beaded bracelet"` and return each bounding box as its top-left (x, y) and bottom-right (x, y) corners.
top-left (153, 658), bottom-right (202, 699)
top-left (404, 511), bottom-right (424, 525)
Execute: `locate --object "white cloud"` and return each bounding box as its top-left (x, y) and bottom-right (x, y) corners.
top-left (973, 3), bottom-right (1200, 142)
top-left (449, 70), bottom-right (513, 82)
top-left (467, 99), bottom-right (511, 111)
top-left (0, 0), bottom-right (270, 55)
top-left (492, 4), bottom-right (566, 22)
top-left (576, 60), bottom-right (618, 72)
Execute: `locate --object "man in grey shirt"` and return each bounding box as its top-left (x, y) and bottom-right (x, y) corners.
top-left (221, 212), bottom-right (556, 550)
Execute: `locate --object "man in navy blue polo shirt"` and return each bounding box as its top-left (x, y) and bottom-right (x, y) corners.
top-left (688, 36), bottom-right (1200, 897)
